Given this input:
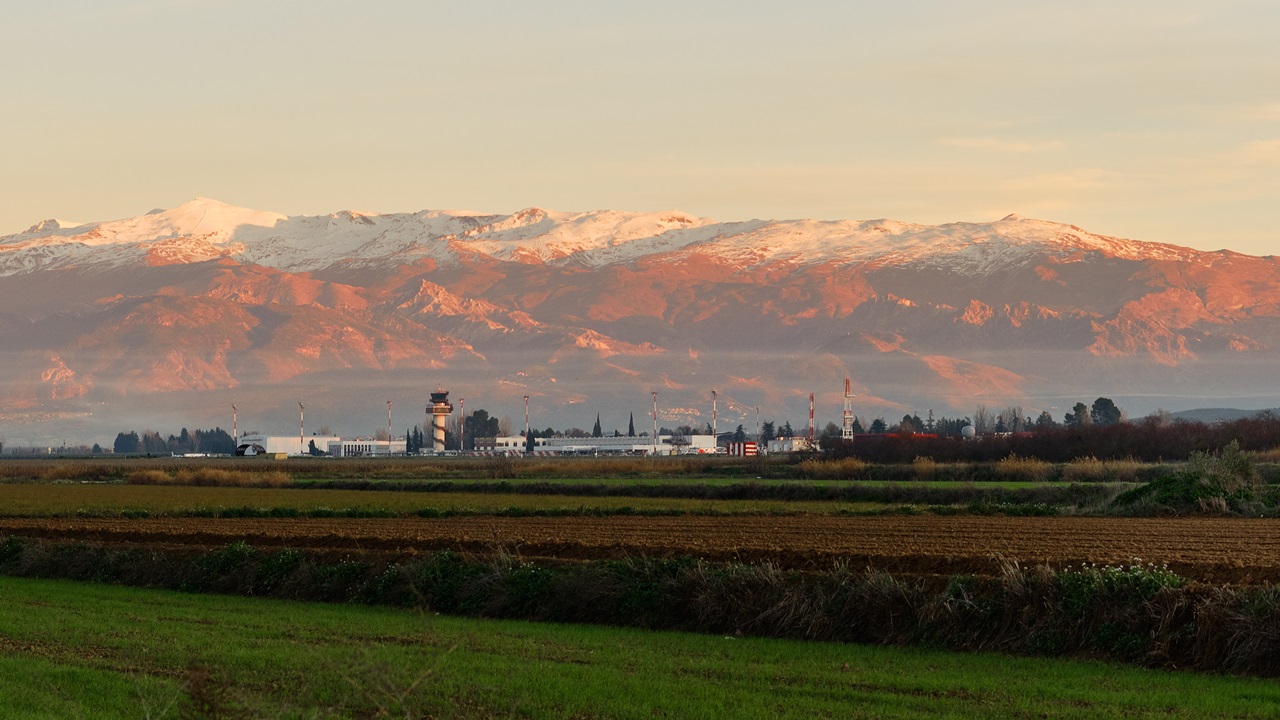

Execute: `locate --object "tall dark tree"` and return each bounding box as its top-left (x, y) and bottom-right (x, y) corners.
top-left (780, 421), bottom-right (794, 438)
top-left (1090, 397), bottom-right (1123, 426)
top-left (760, 421), bottom-right (776, 445)
top-left (733, 424), bottom-right (746, 443)
top-left (465, 410), bottom-right (500, 447)
top-left (1034, 411), bottom-right (1057, 432)
top-left (869, 418), bottom-right (887, 434)
top-left (141, 431), bottom-right (166, 454)
top-left (1064, 402), bottom-right (1090, 427)
top-left (525, 429), bottom-right (536, 453)
top-left (628, 413), bottom-right (636, 437)
top-left (592, 413), bottom-right (603, 438)
top-left (114, 431), bottom-right (140, 454)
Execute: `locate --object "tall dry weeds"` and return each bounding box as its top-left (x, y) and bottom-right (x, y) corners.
top-left (797, 458), bottom-right (868, 480)
top-left (995, 454), bottom-right (1053, 482)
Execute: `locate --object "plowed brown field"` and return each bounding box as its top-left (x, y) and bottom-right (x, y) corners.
top-left (2, 515), bottom-right (1277, 583)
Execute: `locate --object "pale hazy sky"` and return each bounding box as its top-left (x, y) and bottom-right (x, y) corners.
top-left (3, 1), bottom-right (1277, 255)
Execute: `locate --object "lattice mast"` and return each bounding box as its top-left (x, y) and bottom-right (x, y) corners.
top-left (842, 377), bottom-right (854, 440)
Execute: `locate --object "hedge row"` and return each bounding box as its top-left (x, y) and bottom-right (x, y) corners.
top-left (3, 536), bottom-right (1280, 676)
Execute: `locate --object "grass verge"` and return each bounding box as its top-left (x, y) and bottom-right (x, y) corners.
top-left (3, 575), bottom-right (1280, 718)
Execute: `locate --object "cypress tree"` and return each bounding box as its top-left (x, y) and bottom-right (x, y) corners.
top-left (592, 413), bottom-right (603, 438)
top-left (628, 413), bottom-right (635, 437)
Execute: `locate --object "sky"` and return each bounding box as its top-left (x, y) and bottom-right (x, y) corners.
top-left (2, 1), bottom-right (1277, 255)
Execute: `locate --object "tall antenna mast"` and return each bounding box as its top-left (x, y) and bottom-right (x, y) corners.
top-left (711, 389), bottom-right (717, 441)
top-left (459, 398), bottom-right (465, 451)
top-left (842, 377), bottom-right (854, 440)
top-left (387, 400), bottom-right (393, 455)
top-left (299, 400), bottom-right (305, 454)
top-left (524, 395), bottom-right (530, 437)
top-left (808, 393), bottom-right (815, 443)
top-left (652, 391), bottom-right (658, 453)
top-left (231, 404), bottom-right (237, 449)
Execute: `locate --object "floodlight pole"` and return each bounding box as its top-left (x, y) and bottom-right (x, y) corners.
top-left (652, 391), bottom-right (658, 454)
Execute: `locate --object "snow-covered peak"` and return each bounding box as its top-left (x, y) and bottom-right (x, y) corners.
top-left (25, 218), bottom-right (82, 234)
top-left (451, 208), bottom-right (722, 264)
top-left (101, 197), bottom-right (287, 244)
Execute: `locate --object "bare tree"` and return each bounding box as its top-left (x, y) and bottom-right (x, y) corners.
top-left (973, 405), bottom-right (993, 435)
top-left (1003, 406), bottom-right (1025, 433)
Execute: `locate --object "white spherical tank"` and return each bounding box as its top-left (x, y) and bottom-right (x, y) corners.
top-left (960, 425), bottom-right (977, 439)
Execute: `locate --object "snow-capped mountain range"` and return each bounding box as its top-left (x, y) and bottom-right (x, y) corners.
top-left (4, 198), bottom-right (1200, 276)
top-left (1, 198), bottom-right (1277, 444)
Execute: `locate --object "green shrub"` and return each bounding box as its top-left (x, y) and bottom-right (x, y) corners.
top-left (1113, 441), bottom-right (1261, 514)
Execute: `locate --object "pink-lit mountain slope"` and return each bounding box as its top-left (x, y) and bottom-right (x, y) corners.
top-left (2, 198), bottom-right (1278, 443)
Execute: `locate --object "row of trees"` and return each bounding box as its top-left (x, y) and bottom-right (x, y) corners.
top-left (820, 413), bottom-right (1280, 463)
top-left (803, 399), bottom-right (1127, 447)
top-left (112, 428), bottom-right (236, 455)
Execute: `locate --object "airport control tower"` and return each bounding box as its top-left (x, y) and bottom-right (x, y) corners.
top-left (428, 389), bottom-right (453, 452)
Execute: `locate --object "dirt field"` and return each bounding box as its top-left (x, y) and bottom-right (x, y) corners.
top-left (1, 515), bottom-right (1276, 584)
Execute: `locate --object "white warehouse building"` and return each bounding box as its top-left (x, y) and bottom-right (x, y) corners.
top-left (476, 434), bottom-right (718, 455)
top-left (326, 438), bottom-right (408, 457)
top-left (236, 434), bottom-right (342, 457)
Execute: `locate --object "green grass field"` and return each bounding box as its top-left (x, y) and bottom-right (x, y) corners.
top-left (1, 576), bottom-right (1279, 719)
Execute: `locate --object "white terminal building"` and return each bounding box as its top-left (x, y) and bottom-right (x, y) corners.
top-left (236, 434), bottom-right (342, 457)
top-left (476, 434), bottom-right (718, 455)
top-left (326, 438), bottom-right (407, 457)
top-left (237, 434), bottom-right (407, 457)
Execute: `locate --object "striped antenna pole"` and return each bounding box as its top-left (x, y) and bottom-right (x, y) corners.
top-left (711, 389), bottom-right (717, 442)
top-left (808, 393), bottom-right (815, 443)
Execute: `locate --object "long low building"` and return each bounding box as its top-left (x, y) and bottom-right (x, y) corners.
top-left (326, 438), bottom-right (408, 457)
top-left (475, 434), bottom-right (718, 455)
top-left (236, 434), bottom-right (342, 457)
